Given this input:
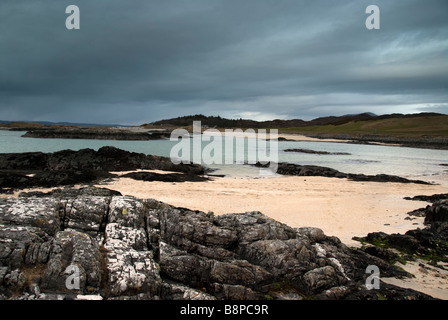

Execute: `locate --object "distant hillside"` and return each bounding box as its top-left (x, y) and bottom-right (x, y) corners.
top-left (145, 112), bottom-right (446, 131)
top-left (285, 114), bottom-right (448, 137)
top-left (145, 112), bottom-right (382, 128)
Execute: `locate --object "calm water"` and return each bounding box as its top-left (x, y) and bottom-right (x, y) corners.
top-left (0, 129), bottom-right (447, 181)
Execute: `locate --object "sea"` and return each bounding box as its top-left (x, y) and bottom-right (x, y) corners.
top-left (0, 129), bottom-right (447, 183)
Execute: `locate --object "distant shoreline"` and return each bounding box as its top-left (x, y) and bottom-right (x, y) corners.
top-left (1, 120), bottom-right (447, 150)
top-left (20, 127), bottom-right (171, 141)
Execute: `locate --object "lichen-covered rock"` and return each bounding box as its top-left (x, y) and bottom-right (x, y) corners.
top-left (0, 197), bottom-right (60, 237)
top-left (0, 187), bottom-right (438, 300)
top-left (104, 222), bottom-right (161, 298)
top-left (62, 196), bottom-right (110, 235)
top-left (40, 230), bottom-right (102, 294)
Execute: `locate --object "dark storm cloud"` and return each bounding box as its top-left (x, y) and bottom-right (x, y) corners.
top-left (0, 0), bottom-right (447, 124)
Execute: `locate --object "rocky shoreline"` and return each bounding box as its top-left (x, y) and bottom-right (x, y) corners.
top-left (301, 133), bottom-right (448, 150)
top-left (354, 194), bottom-right (448, 265)
top-left (21, 127), bottom-right (170, 141)
top-left (0, 147), bottom-right (446, 300)
top-left (0, 146), bottom-right (206, 194)
top-left (0, 146), bottom-right (434, 195)
top-left (1, 186), bottom-right (443, 300)
top-left (255, 162), bottom-right (433, 185)
top-left (283, 148), bottom-right (351, 155)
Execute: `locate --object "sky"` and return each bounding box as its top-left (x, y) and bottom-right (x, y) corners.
top-left (0, 0), bottom-right (447, 125)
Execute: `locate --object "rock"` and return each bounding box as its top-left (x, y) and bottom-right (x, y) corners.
top-left (355, 199), bottom-right (448, 267)
top-left (253, 162), bottom-right (432, 184)
top-left (302, 266), bottom-right (339, 294)
top-left (62, 195), bottom-right (110, 236)
top-left (40, 230), bottom-right (102, 294)
top-left (425, 200), bottom-right (448, 225)
top-left (0, 197), bottom-right (60, 237)
top-left (283, 148), bottom-right (351, 155)
top-left (0, 146), bottom-right (206, 192)
top-left (404, 193), bottom-right (448, 203)
top-left (104, 231), bottom-right (161, 298)
top-left (0, 187), bottom-right (439, 300)
top-left (120, 171), bottom-right (210, 183)
top-left (158, 241), bottom-right (210, 288)
top-left (22, 127), bottom-right (170, 141)
top-left (344, 282), bottom-right (436, 300)
top-left (363, 246), bottom-right (400, 263)
top-left (297, 227), bottom-right (326, 243)
top-left (362, 232), bottom-right (421, 253)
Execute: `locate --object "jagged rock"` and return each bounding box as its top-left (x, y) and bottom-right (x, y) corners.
top-left (0, 187), bottom-right (439, 300)
top-left (40, 230), bottom-right (102, 294)
top-left (355, 199), bottom-right (448, 268)
top-left (22, 128), bottom-right (169, 141)
top-left (120, 171), bottom-right (210, 183)
top-left (344, 282), bottom-right (436, 300)
top-left (425, 200), bottom-right (448, 225)
top-left (253, 162), bottom-right (432, 185)
top-left (104, 240), bottom-right (161, 298)
top-left (62, 196), bottom-right (110, 235)
top-left (0, 197), bottom-right (60, 237)
top-left (363, 246), bottom-right (400, 263)
top-left (283, 148), bottom-right (351, 155)
top-left (0, 146), bottom-right (206, 192)
top-left (404, 193), bottom-right (448, 203)
top-left (302, 266), bottom-right (339, 294)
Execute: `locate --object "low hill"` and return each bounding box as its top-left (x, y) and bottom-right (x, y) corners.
top-left (285, 114), bottom-right (448, 138)
top-left (144, 112), bottom-right (448, 149)
top-left (145, 112), bottom-right (447, 135)
top-left (144, 112), bottom-right (380, 128)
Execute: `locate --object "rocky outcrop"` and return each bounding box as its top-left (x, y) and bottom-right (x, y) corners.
top-left (284, 148), bottom-right (351, 155)
top-left (302, 133), bottom-right (448, 150)
top-left (0, 146), bottom-right (206, 193)
top-left (354, 199), bottom-right (448, 265)
top-left (255, 162), bottom-right (432, 185)
top-left (22, 128), bottom-right (170, 141)
top-left (0, 187), bottom-right (436, 300)
top-left (120, 171), bottom-right (210, 183)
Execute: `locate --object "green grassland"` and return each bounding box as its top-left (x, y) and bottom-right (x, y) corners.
top-left (280, 115), bottom-right (448, 138)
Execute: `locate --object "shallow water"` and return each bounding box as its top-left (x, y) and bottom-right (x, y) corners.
top-left (0, 129), bottom-right (447, 181)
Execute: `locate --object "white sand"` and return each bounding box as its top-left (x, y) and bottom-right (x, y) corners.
top-left (382, 260), bottom-right (448, 300)
top-left (3, 171), bottom-right (447, 299)
top-left (96, 174), bottom-right (447, 246)
top-left (96, 173), bottom-right (447, 299)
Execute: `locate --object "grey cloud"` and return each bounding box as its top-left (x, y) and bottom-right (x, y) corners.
top-left (0, 0), bottom-right (447, 124)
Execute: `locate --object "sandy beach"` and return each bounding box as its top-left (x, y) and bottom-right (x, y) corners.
top-left (3, 167), bottom-right (447, 299)
top-left (93, 172), bottom-right (448, 299)
top-left (96, 172), bottom-right (447, 246)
